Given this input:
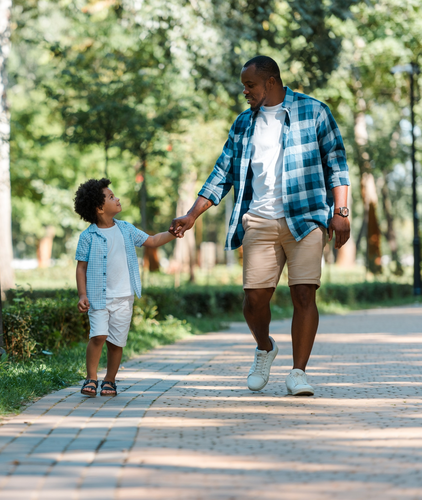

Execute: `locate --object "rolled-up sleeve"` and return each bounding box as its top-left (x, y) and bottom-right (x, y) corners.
top-left (317, 106), bottom-right (350, 190)
top-left (198, 125), bottom-right (235, 206)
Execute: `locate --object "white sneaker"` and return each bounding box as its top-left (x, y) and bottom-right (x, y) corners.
top-left (247, 337), bottom-right (279, 391)
top-left (285, 368), bottom-right (314, 396)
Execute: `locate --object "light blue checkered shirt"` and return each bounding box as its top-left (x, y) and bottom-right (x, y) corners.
top-left (75, 219), bottom-right (148, 310)
top-left (199, 86), bottom-right (350, 250)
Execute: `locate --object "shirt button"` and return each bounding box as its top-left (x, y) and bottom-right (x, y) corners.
top-left (103, 273), bottom-right (106, 275)
top-left (104, 256), bottom-right (106, 258)
top-left (103, 289), bottom-right (105, 292)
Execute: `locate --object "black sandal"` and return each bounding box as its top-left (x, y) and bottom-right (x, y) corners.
top-left (100, 380), bottom-right (117, 397)
top-left (81, 379), bottom-right (98, 397)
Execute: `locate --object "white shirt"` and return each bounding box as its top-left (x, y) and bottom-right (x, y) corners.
top-left (99, 224), bottom-right (134, 298)
top-left (248, 103), bottom-right (286, 219)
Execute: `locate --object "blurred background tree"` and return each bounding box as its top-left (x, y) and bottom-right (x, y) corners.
top-left (4, 0), bottom-right (422, 289)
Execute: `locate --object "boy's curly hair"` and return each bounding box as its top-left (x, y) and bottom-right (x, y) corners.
top-left (74, 178), bottom-right (111, 224)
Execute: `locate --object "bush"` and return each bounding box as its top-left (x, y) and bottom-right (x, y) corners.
top-left (3, 281), bottom-right (414, 360)
top-left (3, 291), bottom-right (89, 359)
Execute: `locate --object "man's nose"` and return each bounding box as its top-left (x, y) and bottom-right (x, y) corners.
top-left (243, 88), bottom-right (249, 95)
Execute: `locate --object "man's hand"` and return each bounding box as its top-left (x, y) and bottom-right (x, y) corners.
top-left (78, 295), bottom-right (90, 313)
top-left (169, 214), bottom-right (195, 238)
top-left (328, 215), bottom-right (350, 249)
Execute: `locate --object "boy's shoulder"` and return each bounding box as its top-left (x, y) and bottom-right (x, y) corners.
top-left (78, 226), bottom-right (93, 240)
top-left (114, 219), bottom-right (135, 231)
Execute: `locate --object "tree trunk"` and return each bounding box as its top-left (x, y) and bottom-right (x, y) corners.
top-left (380, 173), bottom-right (403, 275)
top-left (354, 100), bottom-right (382, 274)
top-left (361, 172), bottom-right (382, 274)
top-left (36, 226), bottom-right (56, 268)
top-left (170, 170), bottom-right (197, 282)
top-left (0, 0), bottom-right (14, 297)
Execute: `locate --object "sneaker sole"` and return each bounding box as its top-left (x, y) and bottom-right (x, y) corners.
top-left (287, 387), bottom-right (314, 396)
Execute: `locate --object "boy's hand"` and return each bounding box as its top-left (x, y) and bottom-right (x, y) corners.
top-left (78, 295), bottom-right (90, 313)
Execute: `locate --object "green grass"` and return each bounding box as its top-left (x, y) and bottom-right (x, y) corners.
top-left (0, 314), bottom-right (195, 417)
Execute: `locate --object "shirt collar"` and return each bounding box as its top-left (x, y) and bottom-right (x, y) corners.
top-left (249, 86), bottom-right (294, 123)
top-left (88, 219), bottom-right (119, 234)
top-left (281, 86), bottom-right (294, 113)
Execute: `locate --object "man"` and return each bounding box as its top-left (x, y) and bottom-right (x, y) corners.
top-left (169, 56), bottom-right (350, 396)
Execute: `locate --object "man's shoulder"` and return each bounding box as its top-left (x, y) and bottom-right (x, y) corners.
top-left (292, 91), bottom-right (329, 112)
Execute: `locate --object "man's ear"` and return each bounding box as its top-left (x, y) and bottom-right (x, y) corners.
top-left (268, 76), bottom-right (276, 89)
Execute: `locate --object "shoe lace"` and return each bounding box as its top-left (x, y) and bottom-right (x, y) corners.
top-left (293, 372), bottom-right (307, 386)
top-left (252, 351), bottom-right (269, 375)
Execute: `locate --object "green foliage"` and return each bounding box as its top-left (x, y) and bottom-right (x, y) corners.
top-left (3, 291), bottom-right (89, 359)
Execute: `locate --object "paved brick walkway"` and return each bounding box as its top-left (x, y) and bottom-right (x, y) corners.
top-left (1, 306), bottom-right (422, 499)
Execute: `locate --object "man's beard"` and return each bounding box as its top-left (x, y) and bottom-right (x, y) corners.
top-left (250, 92), bottom-right (267, 112)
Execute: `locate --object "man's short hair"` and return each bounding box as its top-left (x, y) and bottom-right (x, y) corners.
top-left (243, 56), bottom-right (282, 84)
top-left (74, 178), bottom-right (111, 224)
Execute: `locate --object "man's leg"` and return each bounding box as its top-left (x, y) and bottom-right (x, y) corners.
top-left (243, 288), bottom-right (275, 352)
top-left (290, 284), bottom-right (318, 371)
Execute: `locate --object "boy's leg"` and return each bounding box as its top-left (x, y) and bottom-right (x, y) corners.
top-left (101, 296), bottom-right (134, 394)
top-left (84, 335), bottom-right (107, 393)
top-left (85, 306), bottom-right (110, 394)
top-left (105, 341), bottom-right (123, 382)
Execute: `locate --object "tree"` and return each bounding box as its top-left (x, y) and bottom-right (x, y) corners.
top-left (0, 0), bottom-right (14, 295)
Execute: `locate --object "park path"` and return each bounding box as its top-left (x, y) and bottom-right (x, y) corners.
top-left (1, 305), bottom-right (422, 500)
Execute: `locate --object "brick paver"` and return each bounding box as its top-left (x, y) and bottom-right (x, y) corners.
top-left (1, 306), bottom-right (422, 499)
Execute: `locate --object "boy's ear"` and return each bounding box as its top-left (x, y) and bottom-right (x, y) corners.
top-left (96, 205), bottom-right (104, 215)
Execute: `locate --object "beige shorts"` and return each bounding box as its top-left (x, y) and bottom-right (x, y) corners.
top-left (242, 213), bottom-right (326, 289)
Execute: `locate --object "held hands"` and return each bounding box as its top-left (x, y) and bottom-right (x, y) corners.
top-left (78, 295), bottom-right (90, 313)
top-left (169, 214), bottom-right (195, 238)
top-left (328, 215), bottom-right (350, 250)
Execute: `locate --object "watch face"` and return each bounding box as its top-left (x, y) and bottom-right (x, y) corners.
top-left (340, 207), bottom-right (349, 217)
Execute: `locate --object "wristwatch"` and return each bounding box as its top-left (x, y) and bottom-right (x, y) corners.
top-left (334, 207), bottom-right (349, 217)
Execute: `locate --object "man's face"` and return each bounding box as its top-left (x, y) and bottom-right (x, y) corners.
top-left (99, 187), bottom-right (122, 217)
top-left (241, 65), bottom-right (268, 112)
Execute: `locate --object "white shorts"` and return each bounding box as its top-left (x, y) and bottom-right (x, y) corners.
top-left (88, 296), bottom-right (134, 347)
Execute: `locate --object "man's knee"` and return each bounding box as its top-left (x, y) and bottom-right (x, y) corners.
top-left (290, 284), bottom-right (317, 309)
top-left (243, 288), bottom-right (274, 314)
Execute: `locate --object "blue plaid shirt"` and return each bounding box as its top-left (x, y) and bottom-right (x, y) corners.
top-left (75, 219), bottom-right (148, 310)
top-left (199, 87), bottom-right (350, 250)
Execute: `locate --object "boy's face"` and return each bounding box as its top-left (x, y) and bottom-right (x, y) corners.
top-left (97, 188), bottom-right (122, 217)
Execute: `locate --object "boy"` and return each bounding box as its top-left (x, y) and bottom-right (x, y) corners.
top-left (74, 178), bottom-right (176, 397)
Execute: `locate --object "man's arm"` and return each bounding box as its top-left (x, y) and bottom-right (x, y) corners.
top-left (169, 196), bottom-right (214, 238)
top-left (328, 185), bottom-right (350, 249)
top-left (76, 261), bottom-right (90, 313)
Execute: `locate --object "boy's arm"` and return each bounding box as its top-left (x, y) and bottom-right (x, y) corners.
top-left (142, 231), bottom-right (176, 248)
top-left (76, 261), bottom-right (90, 313)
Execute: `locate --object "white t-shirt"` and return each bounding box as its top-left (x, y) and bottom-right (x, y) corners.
top-left (99, 224), bottom-right (134, 298)
top-left (248, 103), bottom-right (286, 219)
